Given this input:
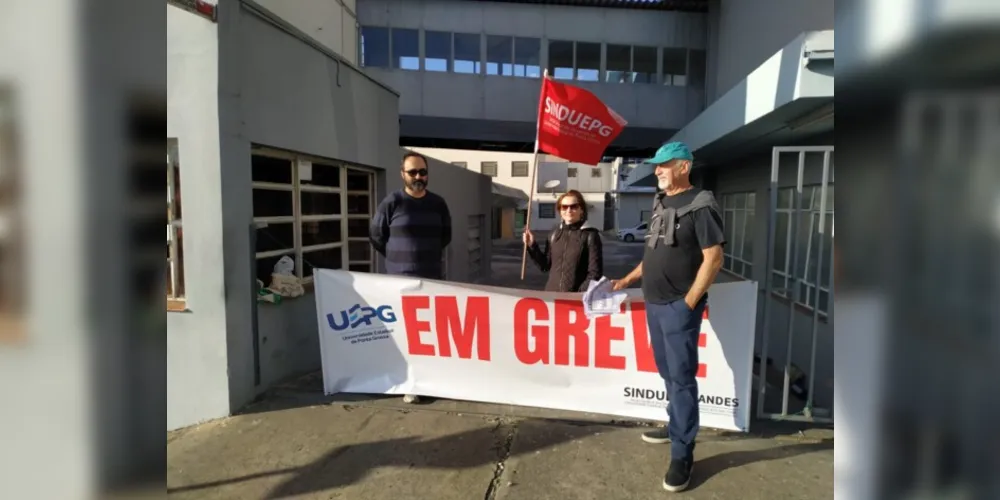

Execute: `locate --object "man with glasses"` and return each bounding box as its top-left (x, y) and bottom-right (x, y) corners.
top-left (370, 151), bottom-right (453, 404)
top-left (612, 141), bottom-right (725, 493)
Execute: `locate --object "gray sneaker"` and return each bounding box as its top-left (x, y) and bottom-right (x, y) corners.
top-left (402, 394), bottom-right (420, 404)
top-left (641, 427), bottom-right (671, 444)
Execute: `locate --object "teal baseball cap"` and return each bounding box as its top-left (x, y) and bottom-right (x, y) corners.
top-left (643, 141), bottom-right (694, 165)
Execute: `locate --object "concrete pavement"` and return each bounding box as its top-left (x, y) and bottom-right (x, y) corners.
top-left (168, 390), bottom-right (833, 500)
top-left (166, 236), bottom-right (832, 499)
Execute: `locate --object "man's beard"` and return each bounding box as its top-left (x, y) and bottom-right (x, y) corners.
top-left (406, 179), bottom-right (427, 191)
top-left (657, 177), bottom-right (669, 190)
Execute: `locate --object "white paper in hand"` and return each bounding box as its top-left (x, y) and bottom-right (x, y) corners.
top-left (582, 277), bottom-right (628, 319)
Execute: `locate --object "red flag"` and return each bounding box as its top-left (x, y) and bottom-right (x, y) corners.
top-left (535, 78), bottom-right (628, 165)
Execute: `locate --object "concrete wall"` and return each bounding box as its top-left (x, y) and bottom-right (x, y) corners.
top-left (385, 148), bottom-right (494, 283)
top-left (711, 0), bottom-right (834, 103)
top-left (222, 0), bottom-right (401, 416)
top-left (358, 0), bottom-right (707, 144)
top-left (255, 293), bottom-right (321, 391)
top-left (255, 0), bottom-right (360, 65)
top-left (167, 0), bottom-right (401, 431)
top-left (167, 4), bottom-right (232, 431)
top-left (707, 136), bottom-right (835, 409)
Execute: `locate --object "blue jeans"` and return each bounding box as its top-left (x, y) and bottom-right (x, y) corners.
top-left (645, 296), bottom-right (706, 461)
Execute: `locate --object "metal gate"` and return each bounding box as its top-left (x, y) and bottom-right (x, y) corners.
top-left (756, 146), bottom-right (835, 423)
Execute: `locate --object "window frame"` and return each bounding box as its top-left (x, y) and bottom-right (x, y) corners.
top-left (720, 191), bottom-right (755, 281)
top-left (661, 47), bottom-right (689, 87)
top-left (251, 146), bottom-right (377, 289)
top-left (453, 32), bottom-right (482, 74)
top-left (390, 27), bottom-right (419, 71)
top-left (604, 44), bottom-right (632, 83)
top-left (451, 161), bottom-right (468, 169)
top-left (511, 161), bottom-right (529, 177)
top-left (424, 30), bottom-right (452, 72)
top-left (513, 37), bottom-right (541, 78)
top-left (547, 39), bottom-right (575, 81)
top-left (538, 202), bottom-right (556, 219)
top-left (574, 41), bottom-right (602, 82)
top-left (359, 26), bottom-right (390, 68)
top-left (167, 138), bottom-right (186, 311)
top-left (480, 161), bottom-right (498, 177)
top-left (567, 167), bottom-right (578, 178)
top-left (632, 45), bottom-right (658, 84)
top-left (486, 35), bottom-right (514, 76)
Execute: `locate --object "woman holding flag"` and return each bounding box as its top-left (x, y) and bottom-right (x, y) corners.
top-left (522, 189), bottom-right (604, 292)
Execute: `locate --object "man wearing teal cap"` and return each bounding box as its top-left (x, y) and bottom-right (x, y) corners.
top-left (613, 141), bottom-right (725, 492)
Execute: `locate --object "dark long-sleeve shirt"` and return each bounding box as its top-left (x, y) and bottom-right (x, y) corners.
top-left (370, 189), bottom-right (452, 279)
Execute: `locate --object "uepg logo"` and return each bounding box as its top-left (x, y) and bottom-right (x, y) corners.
top-left (326, 304), bottom-right (397, 332)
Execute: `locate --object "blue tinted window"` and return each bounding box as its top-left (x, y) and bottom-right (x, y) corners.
top-left (605, 44), bottom-right (631, 83)
top-left (425, 31), bottom-right (451, 72)
top-left (576, 42), bottom-right (601, 81)
top-left (548, 40), bottom-right (573, 80)
top-left (513, 37), bottom-right (540, 78)
top-left (662, 47), bottom-right (687, 86)
top-left (360, 26), bottom-right (389, 68)
top-left (486, 35), bottom-right (513, 76)
top-left (392, 28), bottom-right (419, 70)
top-left (633, 46), bottom-right (657, 84)
top-left (454, 33), bottom-right (481, 74)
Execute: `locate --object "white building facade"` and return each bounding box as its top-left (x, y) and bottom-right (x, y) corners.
top-left (409, 147), bottom-right (620, 234)
top-left (358, 0), bottom-right (710, 155)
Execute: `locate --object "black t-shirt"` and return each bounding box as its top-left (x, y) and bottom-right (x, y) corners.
top-left (641, 188), bottom-right (726, 304)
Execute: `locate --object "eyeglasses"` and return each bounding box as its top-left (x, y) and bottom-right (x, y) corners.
top-left (559, 203), bottom-right (580, 211)
top-left (404, 169), bottom-right (428, 178)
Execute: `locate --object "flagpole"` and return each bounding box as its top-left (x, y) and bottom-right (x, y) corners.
top-left (521, 69), bottom-right (549, 281)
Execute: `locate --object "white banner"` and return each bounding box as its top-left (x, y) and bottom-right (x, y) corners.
top-left (315, 270), bottom-right (758, 432)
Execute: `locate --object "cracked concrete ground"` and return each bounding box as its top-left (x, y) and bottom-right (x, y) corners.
top-left (167, 238), bottom-right (832, 498)
top-left (168, 392), bottom-right (833, 499)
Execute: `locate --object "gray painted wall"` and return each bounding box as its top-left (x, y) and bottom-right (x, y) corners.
top-left (168, 0), bottom-right (402, 431)
top-left (710, 0), bottom-right (834, 104)
top-left (221, 0), bottom-right (401, 413)
top-left (380, 149), bottom-right (494, 284)
top-left (255, 292), bottom-right (322, 390)
top-left (358, 0), bottom-right (707, 137)
top-left (708, 135), bottom-right (835, 409)
top-left (167, 5), bottom-right (233, 431)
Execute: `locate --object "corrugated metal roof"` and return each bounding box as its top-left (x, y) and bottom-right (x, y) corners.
top-left (458, 0), bottom-right (708, 13)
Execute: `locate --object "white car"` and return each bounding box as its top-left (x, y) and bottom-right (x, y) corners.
top-left (618, 222), bottom-right (648, 242)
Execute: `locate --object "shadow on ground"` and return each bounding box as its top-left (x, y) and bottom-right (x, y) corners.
top-left (687, 438), bottom-right (834, 490)
top-left (239, 370), bottom-right (832, 442)
top-left (168, 415), bottom-right (601, 499)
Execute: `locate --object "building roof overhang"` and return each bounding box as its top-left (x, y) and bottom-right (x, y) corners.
top-left (625, 30), bottom-right (834, 185)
